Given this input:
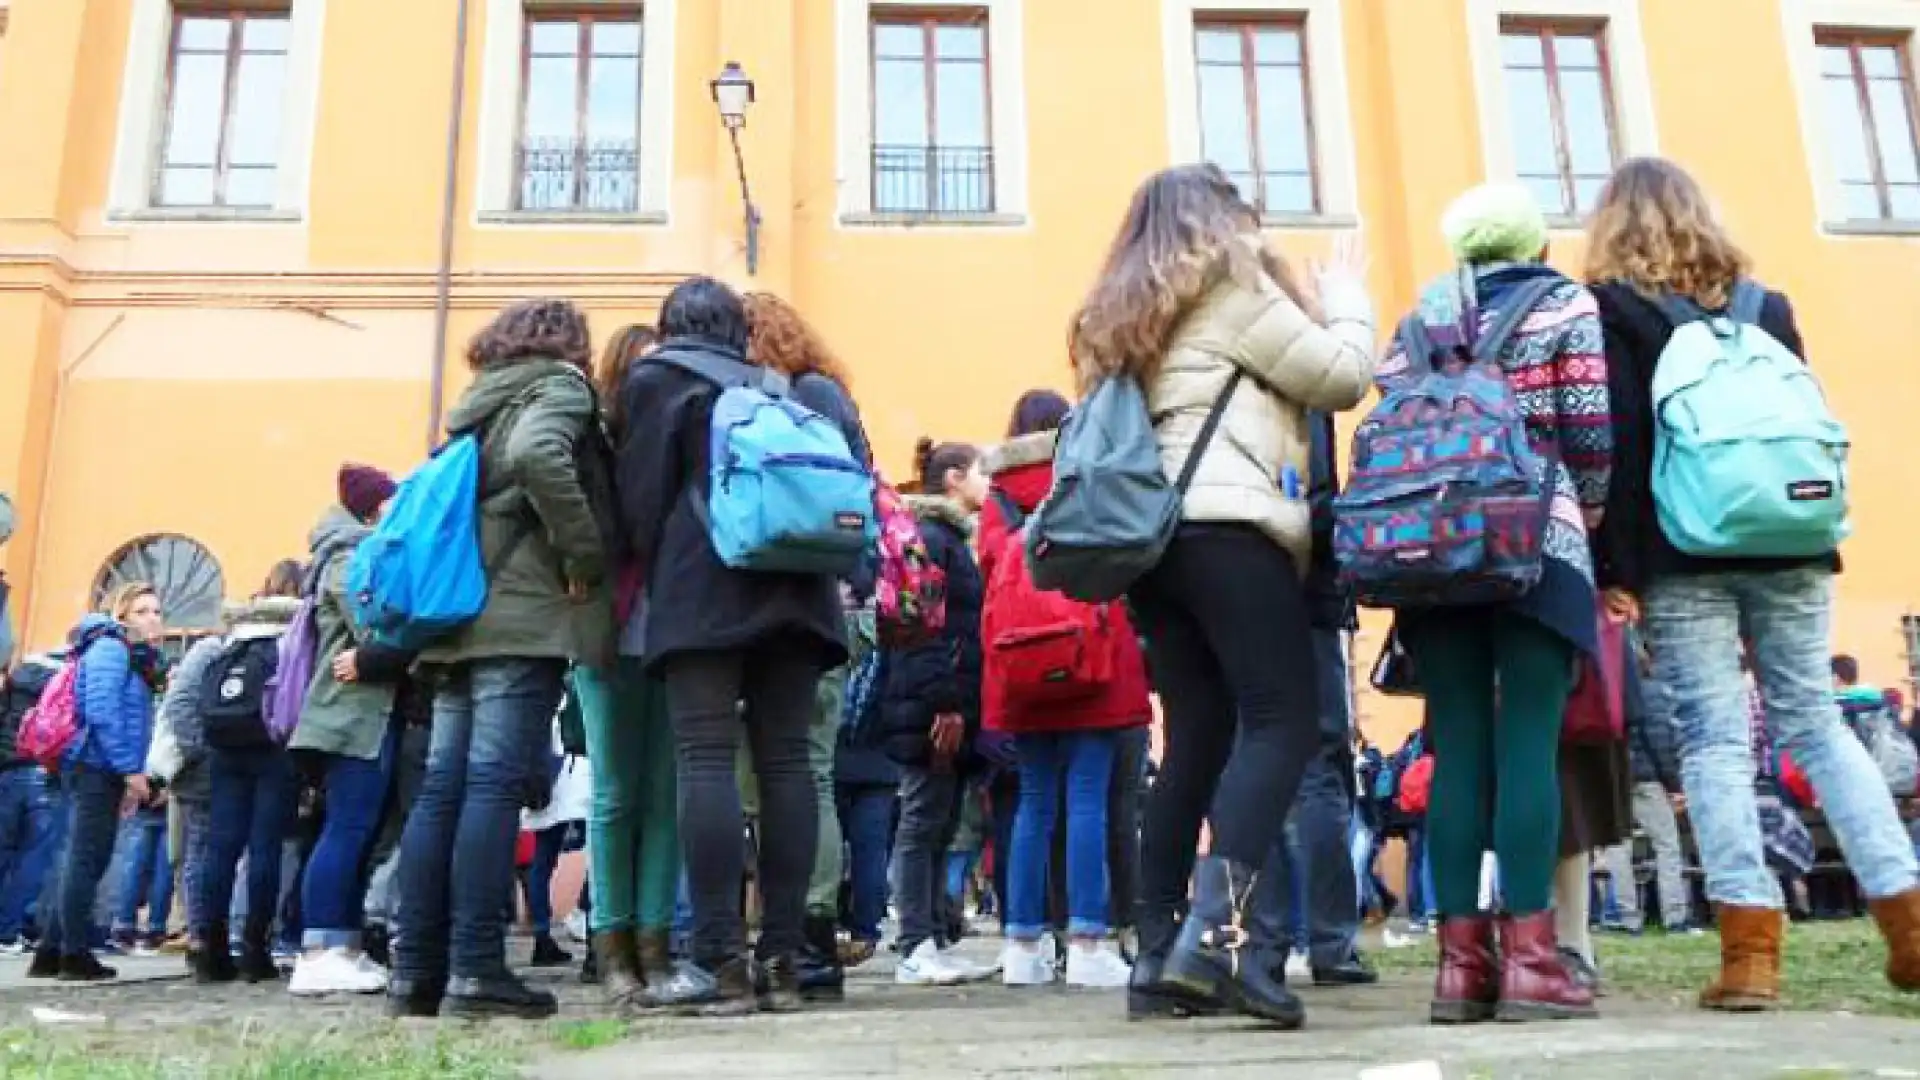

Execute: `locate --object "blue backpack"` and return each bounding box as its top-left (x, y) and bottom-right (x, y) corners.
top-left (656, 352), bottom-right (876, 576)
top-left (1334, 276), bottom-right (1557, 609)
top-left (1650, 281), bottom-right (1851, 559)
top-left (346, 435), bottom-right (512, 650)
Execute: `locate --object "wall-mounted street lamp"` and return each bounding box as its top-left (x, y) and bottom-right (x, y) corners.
top-left (711, 61), bottom-right (761, 275)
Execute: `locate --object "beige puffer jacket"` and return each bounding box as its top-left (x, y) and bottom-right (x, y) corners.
top-left (1148, 269), bottom-right (1376, 571)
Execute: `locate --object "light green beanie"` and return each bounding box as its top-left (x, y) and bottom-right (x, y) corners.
top-left (1442, 183), bottom-right (1549, 264)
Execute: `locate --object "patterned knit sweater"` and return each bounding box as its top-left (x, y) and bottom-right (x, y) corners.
top-left (1380, 262), bottom-right (1614, 654)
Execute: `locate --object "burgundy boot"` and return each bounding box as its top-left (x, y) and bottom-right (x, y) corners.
top-left (1495, 912), bottom-right (1597, 1022)
top-left (1430, 917), bottom-right (1500, 1024)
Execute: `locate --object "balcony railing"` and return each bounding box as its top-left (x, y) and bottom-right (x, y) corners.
top-left (515, 138), bottom-right (641, 214)
top-left (871, 144), bottom-right (995, 217)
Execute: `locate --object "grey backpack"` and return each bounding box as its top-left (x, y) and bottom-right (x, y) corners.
top-left (1026, 371), bottom-right (1242, 603)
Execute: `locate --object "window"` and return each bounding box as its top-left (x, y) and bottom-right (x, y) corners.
top-left (516, 9), bottom-right (644, 214)
top-left (869, 8), bottom-right (994, 216)
top-left (1499, 20), bottom-right (1618, 219)
top-left (1816, 31), bottom-right (1920, 221)
top-left (153, 7), bottom-right (291, 209)
top-left (91, 534), bottom-right (226, 634)
top-left (1194, 19), bottom-right (1317, 216)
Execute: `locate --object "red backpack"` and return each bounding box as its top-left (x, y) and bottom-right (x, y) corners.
top-left (1397, 754), bottom-right (1434, 816)
top-left (982, 492), bottom-right (1119, 706)
top-left (872, 472), bottom-right (947, 647)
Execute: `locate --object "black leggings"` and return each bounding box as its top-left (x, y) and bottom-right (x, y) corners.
top-left (664, 645), bottom-right (820, 968)
top-left (1130, 524), bottom-right (1320, 919)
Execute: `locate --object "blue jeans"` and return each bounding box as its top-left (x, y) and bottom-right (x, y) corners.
top-left (1254, 626), bottom-right (1361, 967)
top-left (47, 767), bottom-right (124, 955)
top-left (525, 823), bottom-right (568, 935)
top-left (1645, 568), bottom-right (1920, 907)
top-left (112, 809), bottom-right (171, 935)
top-left (945, 850), bottom-right (976, 910)
top-left (1405, 826), bottom-right (1434, 922)
top-left (836, 782), bottom-right (894, 943)
top-left (1007, 731), bottom-right (1117, 941)
top-left (0, 767), bottom-right (56, 941)
top-left (300, 734), bottom-right (396, 949)
top-left (198, 749), bottom-right (294, 939)
top-left (394, 658), bottom-right (563, 982)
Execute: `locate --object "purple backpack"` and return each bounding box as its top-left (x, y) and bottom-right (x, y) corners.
top-left (263, 594), bottom-right (320, 744)
top-left (1333, 276), bottom-right (1557, 610)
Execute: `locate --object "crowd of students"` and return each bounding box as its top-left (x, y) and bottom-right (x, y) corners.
top-left (0, 152), bottom-right (1915, 1033)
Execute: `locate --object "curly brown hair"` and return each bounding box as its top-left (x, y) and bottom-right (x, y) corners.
top-left (466, 299), bottom-right (593, 372)
top-left (744, 292), bottom-right (852, 389)
top-left (596, 324), bottom-right (657, 438)
top-left (1585, 157), bottom-right (1751, 310)
top-left (1070, 164), bottom-right (1313, 392)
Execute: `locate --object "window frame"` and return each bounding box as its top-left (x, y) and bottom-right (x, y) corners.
top-left (1497, 16), bottom-right (1621, 221)
top-left (865, 4), bottom-right (997, 218)
top-left (1192, 13), bottom-right (1322, 217)
top-left (151, 5), bottom-right (294, 210)
top-left (513, 5), bottom-right (647, 215)
top-left (1813, 27), bottom-right (1920, 223)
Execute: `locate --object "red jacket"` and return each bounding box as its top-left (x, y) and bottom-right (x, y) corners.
top-left (978, 432), bottom-right (1152, 735)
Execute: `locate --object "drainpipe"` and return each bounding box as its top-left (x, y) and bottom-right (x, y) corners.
top-left (426, 0), bottom-right (472, 451)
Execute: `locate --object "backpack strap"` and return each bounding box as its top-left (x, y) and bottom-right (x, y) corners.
top-left (1728, 279), bottom-right (1767, 326)
top-left (1653, 291), bottom-right (1710, 329)
top-left (654, 350), bottom-right (791, 398)
top-left (1397, 315), bottom-right (1442, 374)
top-left (1471, 276), bottom-right (1561, 363)
top-left (1174, 369), bottom-right (1245, 496)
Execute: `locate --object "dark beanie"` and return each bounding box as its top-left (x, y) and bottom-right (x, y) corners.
top-left (338, 464), bottom-right (397, 522)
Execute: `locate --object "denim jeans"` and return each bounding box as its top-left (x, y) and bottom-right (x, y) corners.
top-left (198, 749), bottom-right (294, 940)
top-left (1600, 780), bottom-right (1691, 931)
top-left (836, 782), bottom-right (894, 943)
top-left (524, 823), bottom-right (568, 935)
top-left (0, 767), bottom-right (56, 941)
top-left (1007, 731), bottom-right (1117, 941)
top-left (47, 767), bottom-right (124, 955)
top-left (892, 765), bottom-right (961, 955)
top-left (945, 849), bottom-right (976, 910)
top-left (113, 809), bottom-right (171, 935)
top-left (1405, 827), bottom-right (1434, 922)
top-left (1645, 568), bottom-right (1920, 907)
top-left (300, 736), bottom-right (396, 949)
top-left (394, 657), bottom-right (563, 983)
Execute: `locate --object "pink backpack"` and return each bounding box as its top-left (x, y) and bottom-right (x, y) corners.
top-left (16, 659), bottom-right (80, 770)
top-left (872, 474), bottom-right (947, 647)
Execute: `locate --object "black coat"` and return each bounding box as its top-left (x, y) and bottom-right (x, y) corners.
top-left (1589, 282), bottom-right (1836, 596)
top-left (616, 337), bottom-right (850, 674)
top-left (877, 497), bottom-right (984, 769)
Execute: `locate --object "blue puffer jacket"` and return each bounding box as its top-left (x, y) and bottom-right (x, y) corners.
top-left (67, 615), bottom-right (157, 777)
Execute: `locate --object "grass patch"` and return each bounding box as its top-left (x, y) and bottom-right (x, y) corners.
top-left (1373, 919), bottom-right (1920, 1018)
top-left (550, 1019), bottom-right (628, 1052)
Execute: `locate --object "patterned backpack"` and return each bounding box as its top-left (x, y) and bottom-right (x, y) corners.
top-left (1333, 276), bottom-right (1558, 609)
top-left (872, 473), bottom-right (947, 647)
top-left (16, 653), bottom-right (82, 770)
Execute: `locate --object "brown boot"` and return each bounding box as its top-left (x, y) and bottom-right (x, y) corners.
top-left (1868, 887), bottom-right (1920, 991)
top-left (635, 929), bottom-right (673, 1007)
top-left (1494, 912), bottom-right (1597, 1022)
top-left (1430, 917), bottom-right (1499, 1024)
top-left (1699, 905), bottom-right (1783, 1011)
top-left (592, 930), bottom-right (644, 1012)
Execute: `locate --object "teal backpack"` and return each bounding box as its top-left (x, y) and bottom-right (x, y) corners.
top-left (1650, 281), bottom-right (1851, 559)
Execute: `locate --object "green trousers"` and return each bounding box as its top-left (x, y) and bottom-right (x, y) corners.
top-left (806, 661), bottom-right (850, 916)
top-left (1403, 612), bottom-right (1573, 917)
top-left (576, 660), bottom-right (680, 934)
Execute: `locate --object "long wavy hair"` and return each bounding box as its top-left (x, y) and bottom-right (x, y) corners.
top-left (467, 299), bottom-right (593, 373)
top-left (1070, 164), bottom-right (1312, 392)
top-left (745, 292), bottom-right (852, 389)
top-left (1585, 157), bottom-right (1751, 310)
top-left (596, 325), bottom-right (657, 438)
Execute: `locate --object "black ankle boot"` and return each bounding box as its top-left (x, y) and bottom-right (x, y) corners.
top-left (192, 923), bottom-right (239, 984)
top-left (1156, 856), bottom-right (1305, 1029)
top-left (57, 952), bottom-right (117, 982)
top-left (386, 976), bottom-right (446, 1018)
top-left (445, 972), bottom-right (559, 1021)
top-left (796, 915), bottom-right (845, 1002)
top-left (1129, 902), bottom-right (1221, 1021)
top-left (27, 944), bottom-right (59, 980)
top-left (238, 918), bottom-right (279, 984)
top-left (530, 933), bottom-right (573, 967)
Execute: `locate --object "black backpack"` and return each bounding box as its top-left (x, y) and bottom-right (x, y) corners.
top-left (0, 659), bottom-right (55, 762)
top-left (196, 637), bottom-right (280, 751)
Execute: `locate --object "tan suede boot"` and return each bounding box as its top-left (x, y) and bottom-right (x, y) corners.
top-left (591, 930), bottom-right (644, 1012)
top-left (1699, 905), bottom-right (1783, 1012)
top-left (1868, 887), bottom-right (1920, 991)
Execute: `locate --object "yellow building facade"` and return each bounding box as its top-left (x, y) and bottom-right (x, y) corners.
top-left (3, 0), bottom-right (1919, 706)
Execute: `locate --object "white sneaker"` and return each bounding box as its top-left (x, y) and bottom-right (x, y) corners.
top-left (1284, 951), bottom-right (1312, 983)
top-left (939, 944), bottom-right (999, 982)
top-left (1064, 942), bottom-right (1132, 989)
top-left (895, 940), bottom-right (965, 986)
top-left (354, 952), bottom-right (390, 979)
top-left (1001, 942), bottom-right (1055, 986)
top-left (288, 948), bottom-right (389, 996)
top-left (563, 909), bottom-right (589, 943)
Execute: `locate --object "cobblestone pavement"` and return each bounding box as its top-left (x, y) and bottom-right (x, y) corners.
top-left (0, 943), bottom-right (1916, 1079)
